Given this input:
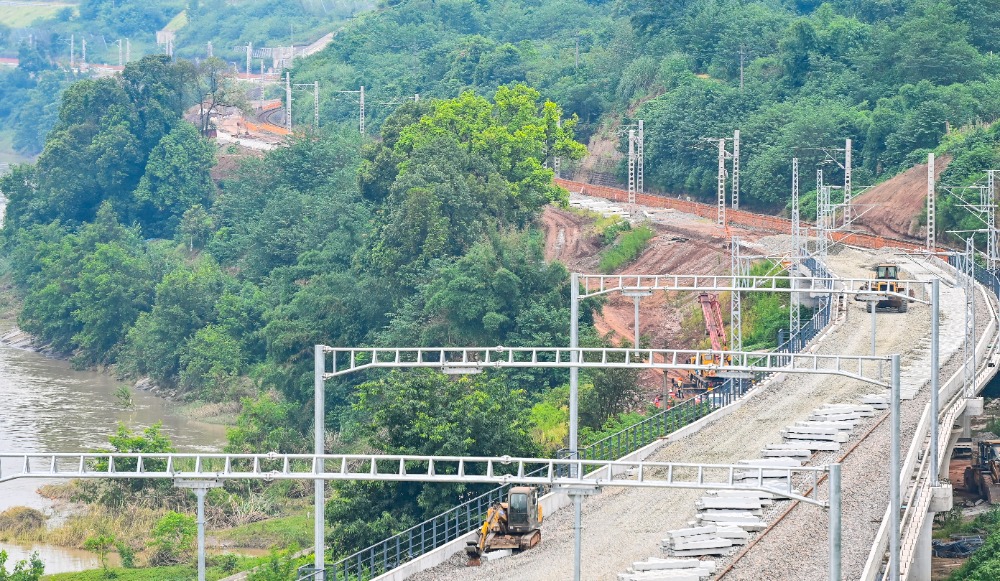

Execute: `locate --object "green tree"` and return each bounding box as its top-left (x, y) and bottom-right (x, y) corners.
top-left (82, 533), bottom-right (116, 576)
top-left (0, 551), bottom-right (43, 581)
top-left (148, 511), bottom-right (196, 566)
top-left (134, 122), bottom-right (216, 238)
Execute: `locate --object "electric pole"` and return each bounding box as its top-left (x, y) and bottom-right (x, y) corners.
top-left (927, 153), bottom-right (935, 252)
top-left (359, 86), bottom-right (365, 136)
top-left (70, 34), bottom-right (74, 68)
top-left (843, 138), bottom-right (853, 228)
top-left (732, 130), bottom-right (740, 210)
top-left (285, 71), bottom-right (292, 131)
top-left (314, 81), bottom-right (320, 129)
top-left (117, 39), bottom-right (123, 66)
top-left (82, 38), bottom-right (86, 67)
top-left (126, 38), bottom-right (130, 62)
top-left (246, 42), bottom-right (252, 76)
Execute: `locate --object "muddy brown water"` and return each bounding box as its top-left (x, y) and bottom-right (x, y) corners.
top-left (0, 337), bottom-right (227, 573)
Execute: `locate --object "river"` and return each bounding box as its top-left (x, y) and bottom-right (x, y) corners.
top-left (0, 335), bottom-right (227, 573)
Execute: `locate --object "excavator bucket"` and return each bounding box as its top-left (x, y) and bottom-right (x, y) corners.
top-left (465, 542), bottom-right (482, 567)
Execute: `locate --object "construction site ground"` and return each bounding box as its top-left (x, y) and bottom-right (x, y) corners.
top-left (850, 156), bottom-right (949, 242)
top-left (412, 190), bottom-right (974, 579)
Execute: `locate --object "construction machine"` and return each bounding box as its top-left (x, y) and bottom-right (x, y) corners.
top-left (672, 293), bottom-right (731, 397)
top-left (965, 439), bottom-right (1000, 503)
top-left (465, 486), bottom-right (543, 566)
top-left (855, 263), bottom-right (914, 313)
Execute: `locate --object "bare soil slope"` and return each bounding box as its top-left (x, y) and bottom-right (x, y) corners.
top-left (853, 157), bottom-right (950, 240)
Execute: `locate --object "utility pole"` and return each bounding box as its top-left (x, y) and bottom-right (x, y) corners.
top-left (628, 128), bottom-right (636, 207)
top-left (738, 45), bottom-right (746, 91)
top-left (843, 138), bottom-right (852, 227)
top-left (638, 120), bottom-right (644, 197)
top-left (987, 170), bottom-right (997, 272)
top-left (246, 42), bottom-right (252, 76)
top-left (717, 139), bottom-right (727, 226)
top-left (70, 33), bottom-right (74, 68)
top-left (126, 38), bottom-right (130, 62)
top-left (790, 158), bottom-right (801, 351)
top-left (359, 85), bottom-right (365, 136)
top-left (730, 235), bottom-right (743, 354)
top-left (927, 153), bottom-right (936, 252)
top-left (285, 71), bottom-right (292, 131)
top-left (207, 41), bottom-right (213, 57)
top-left (81, 38), bottom-right (86, 67)
top-left (314, 81), bottom-right (320, 129)
top-left (117, 39), bottom-right (123, 66)
top-left (732, 130), bottom-right (740, 210)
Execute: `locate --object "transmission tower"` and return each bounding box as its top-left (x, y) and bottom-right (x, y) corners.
top-left (790, 158), bottom-right (801, 350)
top-left (927, 154), bottom-right (936, 252)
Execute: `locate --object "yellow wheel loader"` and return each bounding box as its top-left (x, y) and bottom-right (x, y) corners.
top-left (465, 486), bottom-right (543, 566)
top-left (855, 263), bottom-right (915, 313)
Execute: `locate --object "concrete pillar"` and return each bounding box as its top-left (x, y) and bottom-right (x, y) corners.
top-left (909, 514), bottom-right (933, 581)
top-left (961, 412), bottom-right (972, 438)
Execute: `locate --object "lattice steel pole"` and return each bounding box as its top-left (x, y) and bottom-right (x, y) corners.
top-left (246, 42), bottom-right (252, 75)
top-left (963, 238), bottom-right (976, 397)
top-left (790, 158), bottom-right (801, 350)
top-left (285, 72), bottom-right (292, 131)
top-left (718, 139), bottom-right (727, 226)
top-left (732, 130), bottom-right (740, 210)
top-left (314, 81), bottom-right (320, 129)
top-left (314, 346), bottom-right (326, 580)
top-left (359, 86), bottom-right (365, 136)
top-left (628, 129), bottom-right (636, 206)
top-left (988, 170), bottom-right (997, 272)
top-left (927, 154), bottom-right (936, 252)
top-left (637, 120), bottom-right (644, 196)
top-left (843, 138), bottom-right (852, 228)
top-left (730, 236), bottom-right (743, 354)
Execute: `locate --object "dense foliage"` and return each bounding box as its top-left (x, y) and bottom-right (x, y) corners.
top-left (292, 0), bottom-right (1000, 212)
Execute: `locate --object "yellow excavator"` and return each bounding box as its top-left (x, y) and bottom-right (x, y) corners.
top-left (966, 439), bottom-right (1000, 503)
top-left (465, 486), bottom-right (543, 566)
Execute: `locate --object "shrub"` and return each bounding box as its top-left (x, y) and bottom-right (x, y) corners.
top-left (598, 225), bottom-right (654, 273)
top-left (148, 511), bottom-right (196, 566)
top-left (0, 507), bottom-right (45, 538)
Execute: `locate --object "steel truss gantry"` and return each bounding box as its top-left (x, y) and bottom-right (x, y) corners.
top-left (320, 345), bottom-right (894, 386)
top-left (0, 452), bottom-right (832, 506)
top-left (942, 172), bottom-right (999, 271)
top-left (572, 273), bottom-right (929, 302)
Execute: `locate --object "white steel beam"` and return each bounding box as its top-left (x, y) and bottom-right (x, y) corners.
top-left (318, 346), bottom-right (893, 386)
top-left (574, 274), bottom-right (930, 302)
top-left (0, 452), bottom-right (833, 507)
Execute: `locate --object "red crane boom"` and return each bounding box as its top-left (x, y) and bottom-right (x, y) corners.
top-left (698, 293), bottom-right (728, 352)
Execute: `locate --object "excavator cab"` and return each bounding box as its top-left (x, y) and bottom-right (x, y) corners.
top-left (506, 488), bottom-right (539, 534)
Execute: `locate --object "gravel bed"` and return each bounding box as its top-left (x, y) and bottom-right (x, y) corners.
top-left (411, 249), bottom-right (945, 581)
top-left (720, 255), bottom-right (991, 580)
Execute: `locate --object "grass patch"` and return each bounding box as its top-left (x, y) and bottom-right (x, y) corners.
top-left (598, 224), bottom-right (654, 273)
top-left (0, 4), bottom-right (70, 28)
top-left (213, 514), bottom-right (312, 549)
top-left (163, 10), bottom-right (188, 32)
top-left (42, 558), bottom-right (259, 581)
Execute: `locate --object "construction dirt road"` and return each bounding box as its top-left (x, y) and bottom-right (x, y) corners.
top-left (852, 157), bottom-right (950, 241)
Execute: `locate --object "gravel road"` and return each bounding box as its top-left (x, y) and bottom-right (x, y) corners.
top-left (412, 248), bottom-right (950, 581)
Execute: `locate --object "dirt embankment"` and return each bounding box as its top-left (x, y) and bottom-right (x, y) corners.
top-left (852, 156), bottom-right (951, 241)
top-left (541, 204), bottom-right (743, 397)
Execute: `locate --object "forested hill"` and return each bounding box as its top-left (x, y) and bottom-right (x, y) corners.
top-left (295, 0), bottom-right (1000, 210)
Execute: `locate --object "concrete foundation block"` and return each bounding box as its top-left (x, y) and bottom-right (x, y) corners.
top-left (967, 397), bottom-right (985, 416)
top-left (665, 526), bottom-right (717, 538)
top-left (778, 439), bottom-right (841, 451)
top-left (808, 412), bottom-right (863, 421)
top-left (929, 483), bottom-right (954, 513)
top-left (760, 447), bottom-right (811, 458)
top-left (795, 420), bottom-right (856, 430)
top-left (781, 429), bottom-right (849, 442)
top-left (738, 457), bottom-right (802, 467)
top-left (632, 558), bottom-right (715, 572)
top-left (484, 549), bottom-right (511, 561)
top-left (696, 497), bottom-right (763, 510)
